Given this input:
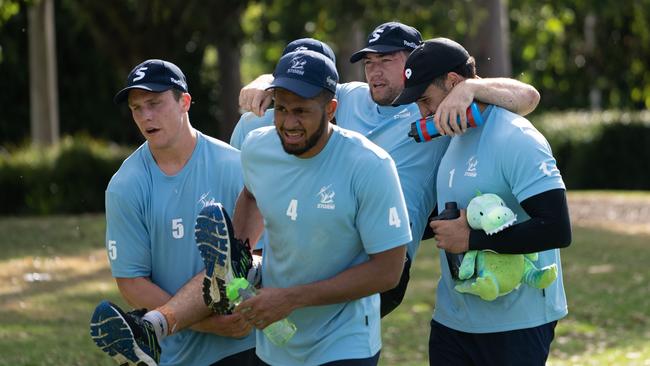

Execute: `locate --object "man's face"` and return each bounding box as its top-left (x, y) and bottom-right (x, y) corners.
top-left (128, 89), bottom-right (189, 151)
top-left (363, 51), bottom-right (409, 106)
top-left (415, 81), bottom-right (450, 118)
top-left (273, 89), bottom-right (334, 158)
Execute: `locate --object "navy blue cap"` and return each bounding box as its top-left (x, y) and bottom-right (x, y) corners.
top-left (349, 22), bottom-right (422, 63)
top-left (392, 38), bottom-right (470, 106)
top-left (267, 50), bottom-right (338, 99)
top-left (282, 38), bottom-right (336, 64)
top-left (114, 59), bottom-right (188, 104)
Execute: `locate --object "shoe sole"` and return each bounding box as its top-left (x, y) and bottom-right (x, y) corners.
top-left (90, 301), bottom-right (157, 366)
top-left (195, 203), bottom-right (233, 314)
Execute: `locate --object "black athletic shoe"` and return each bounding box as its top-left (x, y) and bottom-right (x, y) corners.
top-left (90, 300), bottom-right (160, 366)
top-left (195, 203), bottom-right (252, 314)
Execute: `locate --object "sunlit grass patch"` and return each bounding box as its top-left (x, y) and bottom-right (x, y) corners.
top-left (1, 191), bottom-right (649, 365)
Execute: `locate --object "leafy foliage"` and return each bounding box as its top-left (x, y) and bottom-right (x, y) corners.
top-left (0, 134), bottom-right (131, 215)
top-left (1, 0), bottom-right (649, 143)
top-left (532, 110), bottom-right (650, 189)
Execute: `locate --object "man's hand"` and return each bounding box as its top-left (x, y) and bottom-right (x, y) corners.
top-left (239, 74), bottom-right (274, 117)
top-left (434, 80), bottom-right (476, 136)
top-left (429, 209), bottom-right (471, 254)
top-left (235, 287), bottom-right (296, 330)
top-left (192, 313), bottom-right (253, 338)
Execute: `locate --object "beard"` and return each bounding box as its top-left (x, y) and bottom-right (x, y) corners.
top-left (370, 83), bottom-right (403, 106)
top-left (278, 111), bottom-right (328, 156)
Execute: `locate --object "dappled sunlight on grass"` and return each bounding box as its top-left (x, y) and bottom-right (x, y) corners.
top-left (1, 195), bottom-right (649, 365)
top-left (0, 249), bottom-right (111, 304)
top-left (0, 214), bottom-right (105, 261)
top-left (547, 224), bottom-right (650, 365)
top-left (0, 218), bottom-right (120, 366)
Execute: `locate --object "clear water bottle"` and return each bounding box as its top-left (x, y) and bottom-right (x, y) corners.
top-left (226, 278), bottom-right (297, 346)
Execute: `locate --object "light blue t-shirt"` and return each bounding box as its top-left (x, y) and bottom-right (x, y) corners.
top-left (105, 131), bottom-right (255, 366)
top-left (230, 109), bottom-right (275, 149)
top-left (434, 105), bottom-right (568, 333)
top-left (230, 110), bottom-right (274, 251)
top-left (335, 82), bottom-right (449, 261)
top-left (240, 125), bottom-right (412, 366)
top-left (230, 82), bottom-right (449, 261)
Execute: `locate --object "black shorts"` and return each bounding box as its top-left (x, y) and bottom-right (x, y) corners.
top-left (380, 253), bottom-right (412, 317)
top-left (428, 319), bottom-right (557, 366)
top-left (210, 348), bottom-right (263, 366)
top-left (258, 351), bottom-right (380, 366)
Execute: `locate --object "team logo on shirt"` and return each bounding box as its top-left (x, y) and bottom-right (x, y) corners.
top-left (197, 191), bottom-right (218, 208)
top-left (464, 155), bottom-right (478, 177)
top-left (316, 184), bottom-right (336, 210)
top-left (393, 108), bottom-right (411, 120)
top-left (539, 160), bottom-right (557, 177)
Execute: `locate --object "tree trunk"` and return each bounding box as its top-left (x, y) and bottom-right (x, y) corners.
top-left (584, 13), bottom-right (600, 110)
top-left (465, 0), bottom-right (512, 77)
top-left (28, 0), bottom-right (59, 146)
top-left (335, 19), bottom-right (365, 83)
top-left (216, 39), bottom-right (242, 141)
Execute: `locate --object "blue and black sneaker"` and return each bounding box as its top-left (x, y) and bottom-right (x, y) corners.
top-left (195, 203), bottom-right (253, 314)
top-left (90, 300), bottom-right (160, 366)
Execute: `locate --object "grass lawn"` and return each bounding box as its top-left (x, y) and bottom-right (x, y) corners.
top-left (0, 192), bottom-right (649, 365)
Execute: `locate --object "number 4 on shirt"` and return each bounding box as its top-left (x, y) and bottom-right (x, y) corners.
top-left (286, 199), bottom-right (298, 221)
top-left (389, 207), bottom-right (401, 228)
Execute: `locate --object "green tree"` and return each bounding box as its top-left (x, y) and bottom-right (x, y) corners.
top-left (510, 0), bottom-right (650, 110)
top-left (0, 0), bottom-right (250, 145)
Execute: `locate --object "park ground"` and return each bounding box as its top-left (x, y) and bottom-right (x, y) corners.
top-left (0, 191), bottom-right (649, 366)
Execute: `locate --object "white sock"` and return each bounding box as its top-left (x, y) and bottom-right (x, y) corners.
top-left (143, 310), bottom-right (168, 341)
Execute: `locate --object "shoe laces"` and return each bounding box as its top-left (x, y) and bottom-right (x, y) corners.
top-left (231, 237), bottom-right (253, 279)
top-left (125, 309), bottom-right (160, 349)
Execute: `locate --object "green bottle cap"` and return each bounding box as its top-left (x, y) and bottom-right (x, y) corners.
top-left (226, 277), bottom-right (250, 301)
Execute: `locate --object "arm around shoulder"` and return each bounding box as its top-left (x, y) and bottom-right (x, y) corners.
top-left (239, 74), bottom-right (275, 117)
top-left (467, 77), bottom-right (540, 116)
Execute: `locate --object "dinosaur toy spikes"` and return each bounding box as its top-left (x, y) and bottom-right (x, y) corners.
top-left (455, 193), bottom-right (558, 301)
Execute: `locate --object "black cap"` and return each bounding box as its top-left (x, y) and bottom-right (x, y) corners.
top-left (267, 50), bottom-right (339, 99)
top-left (392, 38), bottom-right (470, 106)
top-left (282, 38), bottom-right (336, 64)
top-left (114, 59), bottom-right (188, 104)
top-left (349, 22), bottom-right (422, 63)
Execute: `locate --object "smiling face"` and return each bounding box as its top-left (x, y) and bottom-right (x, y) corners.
top-left (363, 51), bottom-right (409, 106)
top-left (128, 89), bottom-right (191, 151)
top-left (273, 88), bottom-right (336, 158)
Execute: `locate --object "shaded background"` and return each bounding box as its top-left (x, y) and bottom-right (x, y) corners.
top-left (1, 0), bottom-right (649, 215)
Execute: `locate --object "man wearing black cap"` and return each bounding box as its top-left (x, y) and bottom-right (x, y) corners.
top-left (230, 49), bottom-right (411, 366)
top-left (89, 59), bottom-right (259, 366)
top-left (237, 21), bottom-right (541, 318)
top-left (393, 38), bottom-right (571, 366)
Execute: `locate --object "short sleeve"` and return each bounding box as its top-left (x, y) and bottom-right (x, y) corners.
top-left (500, 121), bottom-right (565, 202)
top-left (105, 190), bottom-right (152, 278)
top-left (355, 157), bottom-right (412, 254)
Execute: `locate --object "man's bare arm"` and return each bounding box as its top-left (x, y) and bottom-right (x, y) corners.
top-left (235, 245), bottom-right (406, 329)
top-left (239, 74), bottom-right (274, 117)
top-left (435, 77), bottom-right (540, 136)
top-left (233, 187), bottom-right (265, 248)
top-left (116, 275), bottom-right (250, 337)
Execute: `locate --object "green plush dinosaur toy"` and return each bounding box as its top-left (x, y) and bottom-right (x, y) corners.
top-left (454, 193), bottom-right (558, 301)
